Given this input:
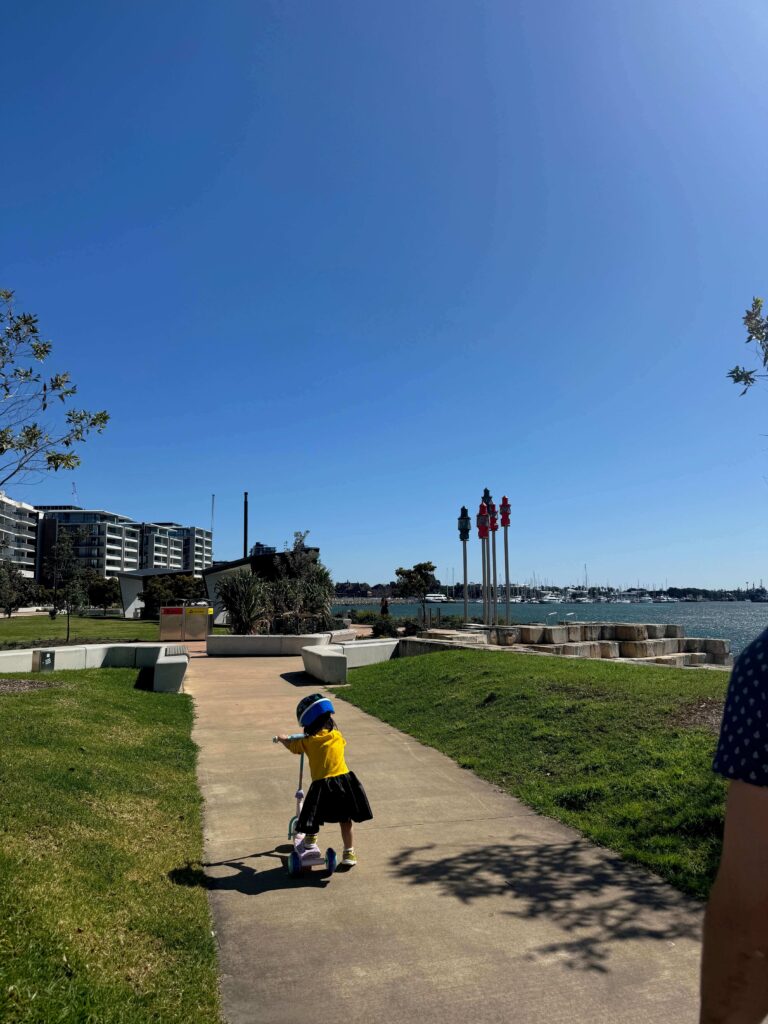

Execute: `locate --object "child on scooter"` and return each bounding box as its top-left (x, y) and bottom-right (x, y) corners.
top-left (276, 693), bottom-right (372, 867)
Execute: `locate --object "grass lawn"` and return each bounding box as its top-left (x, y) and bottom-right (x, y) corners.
top-left (0, 614), bottom-right (160, 647)
top-left (0, 669), bottom-right (220, 1024)
top-left (339, 650), bottom-right (731, 899)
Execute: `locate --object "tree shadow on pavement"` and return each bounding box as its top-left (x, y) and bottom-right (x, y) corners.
top-left (390, 837), bottom-right (702, 973)
top-left (169, 845), bottom-right (331, 894)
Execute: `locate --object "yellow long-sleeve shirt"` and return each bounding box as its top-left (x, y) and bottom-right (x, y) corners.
top-left (287, 729), bottom-right (348, 781)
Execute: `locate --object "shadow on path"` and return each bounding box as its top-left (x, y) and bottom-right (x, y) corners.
top-left (169, 845), bottom-right (331, 895)
top-left (390, 837), bottom-right (701, 973)
top-left (280, 671), bottom-right (316, 688)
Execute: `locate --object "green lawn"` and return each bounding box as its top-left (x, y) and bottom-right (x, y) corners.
top-left (0, 614), bottom-right (160, 647)
top-left (0, 669), bottom-right (220, 1024)
top-left (339, 650), bottom-right (731, 898)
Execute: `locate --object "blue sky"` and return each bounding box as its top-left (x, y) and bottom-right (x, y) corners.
top-left (2, 0), bottom-right (768, 588)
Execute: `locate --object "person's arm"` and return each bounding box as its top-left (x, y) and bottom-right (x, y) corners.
top-left (274, 734), bottom-right (305, 753)
top-left (700, 780), bottom-right (768, 1023)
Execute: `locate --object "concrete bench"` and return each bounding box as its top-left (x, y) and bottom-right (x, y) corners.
top-left (301, 639), bottom-right (399, 683)
top-left (0, 643), bottom-right (189, 693)
top-left (207, 630), bottom-right (356, 657)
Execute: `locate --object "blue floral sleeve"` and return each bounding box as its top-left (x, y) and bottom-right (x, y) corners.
top-left (713, 627), bottom-right (768, 786)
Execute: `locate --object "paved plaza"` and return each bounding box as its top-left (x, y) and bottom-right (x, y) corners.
top-left (185, 653), bottom-right (704, 1024)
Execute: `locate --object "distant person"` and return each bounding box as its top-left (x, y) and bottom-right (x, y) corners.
top-left (380, 596), bottom-right (389, 617)
top-left (275, 694), bottom-right (372, 869)
top-left (700, 628), bottom-right (768, 1023)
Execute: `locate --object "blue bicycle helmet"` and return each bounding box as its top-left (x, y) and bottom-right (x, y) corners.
top-left (296, 693), bottom-right (335, 729)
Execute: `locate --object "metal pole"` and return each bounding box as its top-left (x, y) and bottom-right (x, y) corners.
top-left (491, 529), bottom-right (498, 626)
top-left (462, 539), bottom-right (468, 622)
top-left (483, 536), bottom-right (489, 622)
top-left (504, 525), bottom-right (510, 625)
top-left (243, 491), bottom-right (249, 558)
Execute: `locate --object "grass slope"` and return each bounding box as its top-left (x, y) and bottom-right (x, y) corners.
top-left (340, 650), bottom-right (730, 899)
top-left (0, 669), bottom-right (220, 1024)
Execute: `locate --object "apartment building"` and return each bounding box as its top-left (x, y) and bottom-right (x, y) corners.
top-left (154, 523), bottom-right (213, 576)
top-left (36, 507), bottom-right (213, 581)
top-left (140, 523), bottom-right (184, 571)
top-left (37, 506), bottom-right (141, 584)
top-left (0, 492), bottom-right (40, 578)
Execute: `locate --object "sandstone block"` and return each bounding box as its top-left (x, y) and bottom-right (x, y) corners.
top-left (567, 624), bottom-right (583, 642)
top-left (646, 624), bottom-right (666, 639)
top-left (665, 625), bottom-right (684, 638)
top-left (519, 625), bottom-right (544, 644)
top-left (498, 626), bottom-right (521, 645)
top-left (620, 639), bottom-right (668, 658)
top-left (687, 652), bottom-right (708, 666)
top-left (581, 623), bottom-right (602, 641)
top-left (599, 641), bottom-right (620, 658)
top-left (705, 638), bottom-right (730, 657)
top-left (615, 623), bottom-right (648, 641)
top-left (600, 624), bottom-right (616, 640)
top-left (684, 638), bottom-right (706, 653)
top-left (542, 626), bottom-right (569, 644)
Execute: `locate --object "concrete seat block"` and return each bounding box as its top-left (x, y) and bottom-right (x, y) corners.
top-left (615, 624), bottom-right (649, 641)
top-left (496, 627), bottom-right (522, 645)
top-left (665, 625), bottom-right (684, 638)
top-left (705, 639), bottom-right (730, 657)
top-left (646, 624), bottom-right (667, 639)
top-left (340, 639), bottom-right (399, 668)
top-left (599, 624), bottom-right (616, 641)
top-left (301, 645), bottom-right (347, 684)
top-left (684, 638), bottom-right (706, 653)
top-left (566, 624), bottom-right (584, 642)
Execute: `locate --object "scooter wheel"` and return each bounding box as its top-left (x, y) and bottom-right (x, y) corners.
top-left (288, 850), bottom-right (302, 876)
top-left (325, 848), bottom-right (337, 873)
top-left (288, 815), bottom-right (298, 839)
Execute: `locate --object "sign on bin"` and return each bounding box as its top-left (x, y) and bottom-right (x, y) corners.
top-left (159, 605), bottom-right (212, 641)
top-left (33, 650), bottom-right (55, 672)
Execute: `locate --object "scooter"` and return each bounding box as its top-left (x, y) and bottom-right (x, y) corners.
top-left (273, 734), bottom-right (337, 876)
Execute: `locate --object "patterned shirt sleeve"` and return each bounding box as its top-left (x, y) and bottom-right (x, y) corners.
top-left (713, 628), bottom-right (768, 786)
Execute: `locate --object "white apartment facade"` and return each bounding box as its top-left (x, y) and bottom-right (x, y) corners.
top-left (0, 492), bottom-right (40, 578)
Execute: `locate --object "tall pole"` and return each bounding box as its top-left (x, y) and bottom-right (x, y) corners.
top-left (489, 501), bottom-right (498, 627)
top-left (500, 496), bottom-right (511, 626)
top-left (243, 491), bottom-right (249, 558)
top-left (458, 507), bottom-right (471, 624)
top-left (477, 501), bottom-right (489, 626)
top-left (462, 542), bottom-right (468, 621)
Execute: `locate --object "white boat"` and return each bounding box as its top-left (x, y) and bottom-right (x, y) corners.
top-left (539, 592), bottom-right (562, 603)
top-left (639, 595), bottom-right (653, 604)
top-left (425, 593), bottom-right (448, 603)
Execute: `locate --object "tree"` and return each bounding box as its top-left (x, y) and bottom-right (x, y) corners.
top-left (0, 561), bottom-right (34, 617)
top-left (138, 575), bottom-right (205, 619)
top-left (270, 532), bottom-right (335, 633)
top-left (45, 529), bottom-right (86, 642)
top-left (395, 561), bottom-right (438, 622)
top-left (88, 576), bottom-right (121, 615)
top-left (0, 290), bottom-right (109, 488)
top-left (215, 570), bottom-right (270, 634)
top-left (728, 296), bottom-right (768, 394)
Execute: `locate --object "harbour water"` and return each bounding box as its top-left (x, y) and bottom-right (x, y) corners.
top-left (333, 600), bottom-right (768, 657)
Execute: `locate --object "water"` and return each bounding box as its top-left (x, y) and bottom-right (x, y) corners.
top-left (333, 601), bottom-right (768, 656)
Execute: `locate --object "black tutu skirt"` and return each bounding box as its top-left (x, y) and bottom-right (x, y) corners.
top-left (297, 771), bottom-right (373, 832)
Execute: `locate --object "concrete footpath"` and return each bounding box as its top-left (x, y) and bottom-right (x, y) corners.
top-left (185, 654), bottom-right (704, 1024)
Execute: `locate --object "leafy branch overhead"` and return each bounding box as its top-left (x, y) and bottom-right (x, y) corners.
top-left (728, 296), bottom-right (768, 395)
top-left (0, 290), bottom-right (109, 487)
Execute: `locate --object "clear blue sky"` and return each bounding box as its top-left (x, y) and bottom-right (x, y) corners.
top-left (2, 0), bottom-right (768, 589)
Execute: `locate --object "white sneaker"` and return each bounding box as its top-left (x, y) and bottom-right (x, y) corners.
top-left (341, 848), bottom-right (357, 867)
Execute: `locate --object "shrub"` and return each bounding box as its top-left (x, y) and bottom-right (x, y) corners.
top-left (371, 616), bottom-right (399, 638)
top-left (215, 571), bottom-right (269, 635)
